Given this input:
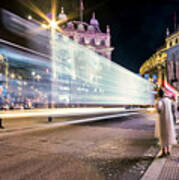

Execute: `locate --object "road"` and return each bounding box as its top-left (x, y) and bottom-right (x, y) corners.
top-left (0, 111), bottom-right (159, 180)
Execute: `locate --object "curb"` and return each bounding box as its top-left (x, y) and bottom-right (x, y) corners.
top-left (141, 124), bottom-right (179, 180)
top-left (141, 151), bottom-right (167, 180)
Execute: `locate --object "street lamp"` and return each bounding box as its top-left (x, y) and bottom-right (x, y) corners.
top-left (0, 55), bottom-right (8, 90)
top-left (28, 15), bottom-right (32, 20)
top-left (50, 20), bottom-right (58, 29)
top-left (31, 71), bottom-right (35, 76)
top-left (31, 71), bottom-right (35, 86)
top-left (38, 7), bottom-right (66, 121)
top-left (31, 71), bottom-right (36, 103)
top-left (10, 73), bottom-right (15, 79)
top-left (47, 19), bottom-right (59, 122)
top-left (0, 54), bottom-right (8, 129)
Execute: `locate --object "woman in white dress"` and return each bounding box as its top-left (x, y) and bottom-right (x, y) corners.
top-left (156, 89), bottom-right (177, 157)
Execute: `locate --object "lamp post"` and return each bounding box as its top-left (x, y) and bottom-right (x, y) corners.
top-left (5, 57), bottom-right (8, 91)
top-left (0, 55), bottom-right (9, 94)
top-left (172, 54), bottom-right (177, 85)
top-left (0, 56), bottom-right (9, 90)
top-left (31, 71), bottom-right (36, 91)
top-left (0, 54), bottom-right (7, 129)
top-left (39, 9), bottom-right (65, 121)
top-left (47, 20), bottom-right (58, 122)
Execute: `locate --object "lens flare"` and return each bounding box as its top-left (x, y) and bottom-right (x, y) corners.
top-left (50, 20), bottom-right (58, 29)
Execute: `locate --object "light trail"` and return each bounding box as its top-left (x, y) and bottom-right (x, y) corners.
top-left (0, 110), bottom-right (140, 137)
top-left (0, 108), bottom-right (140, 119)
top-left (0, 9), bottom-right (154, 107)
top-left (0, 39), bottom-right (50, 60)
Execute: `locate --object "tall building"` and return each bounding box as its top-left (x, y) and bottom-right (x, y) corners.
top-left (57, 8), bottom-right (114, 60)
top-left (165, 32), bottom-right (179, 90)
top-left (139, 29), bottom-right (179, 90)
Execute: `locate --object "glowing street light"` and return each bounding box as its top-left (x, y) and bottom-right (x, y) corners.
top-left (31, 71), bottom-right (35, 76)
top-left (36, 74), bottom-right (41, 81)
top-left (50, 20), bottom-right (58, 29)
top-left (10, 73), bottom-right (15, 79)
top-left (28, 15), bottom-right (32, 20)
top-left (23, 1), bottom-right (68, 121)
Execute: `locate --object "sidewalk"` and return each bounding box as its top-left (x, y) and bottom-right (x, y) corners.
top-left (141, 122), bottom-right (179, 180)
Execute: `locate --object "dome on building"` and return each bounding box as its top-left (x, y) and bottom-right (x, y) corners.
top-left (87, 25), bottom-right (95, 33)
top-left (90, 12), bottom-right (99, 26)
top-left (89, 12), bottom-right (101, 32)
top-left (77, 23), bottom-right (85, 32)
top-left (67, 22), bottom-right (74, 30)
top-left (58, 7), bottom-right (67, 21)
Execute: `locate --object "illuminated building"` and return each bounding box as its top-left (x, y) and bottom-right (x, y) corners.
top-left (58, 8), bottom-right (114, 60)
top-left (139, 29), bottom-right (179, 90)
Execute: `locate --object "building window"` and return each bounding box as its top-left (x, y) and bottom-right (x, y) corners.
top-left (90, 39), bottom-right (95, 46)
top-left (175, 38), bottom-right (178, 44)
top-left (170, 41), bottom-right (173, 47)
top-left (80, 37), bottom-right (85, 44)
top-left (69, 36), bottom-right (74, 40)
top-left (100, 40), bottom-right (106, 46)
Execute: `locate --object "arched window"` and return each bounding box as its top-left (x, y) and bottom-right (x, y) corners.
top-left (170, 41), bottom-right (173, 47)
top-left (69, 36), bottom-right (74, 40)
top-left (100, 40), bottom-right (106, 46)
top-left (90, 39), bottom-right (95, 46)
top-left (80, 37), bottom-right (85, 44)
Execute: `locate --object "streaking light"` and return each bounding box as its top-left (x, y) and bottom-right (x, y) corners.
top-left (0, 9), bottom-right (155, 108)
top-left (41, 23), bottom-right (48, 29)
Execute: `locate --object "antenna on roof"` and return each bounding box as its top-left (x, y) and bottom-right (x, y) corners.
top-left (166, 27), bottom-right (170, 36)
top-left (80, 0), bottom-right (84, 22)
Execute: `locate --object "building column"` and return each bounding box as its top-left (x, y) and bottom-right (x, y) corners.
top-left (157, 66), bottom-right (163, 87)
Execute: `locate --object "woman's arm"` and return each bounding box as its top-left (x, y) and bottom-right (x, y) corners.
top-left (156, 100), bottom-right (163, 113)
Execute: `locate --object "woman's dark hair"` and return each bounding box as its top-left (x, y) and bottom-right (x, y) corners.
top-left (158, 89), bottom-right (164, 98)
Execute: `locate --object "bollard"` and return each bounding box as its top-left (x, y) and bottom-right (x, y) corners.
top-left (0, 118), bottom-right (4, 129)
top-left (48, 94), bottom-right (52, 122)
top-left (48, 117), bottom-right (52, 122)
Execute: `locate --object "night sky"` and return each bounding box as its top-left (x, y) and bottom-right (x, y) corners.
top-left (0, 0), bottom-right (179, 73)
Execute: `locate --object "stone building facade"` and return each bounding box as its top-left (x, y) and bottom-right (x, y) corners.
top-left (139, 29), bottom-right (179, 90)
top-left (166, 45), bottom-right (179, 90)
top-left (58, 8), bottom-right (114, 60)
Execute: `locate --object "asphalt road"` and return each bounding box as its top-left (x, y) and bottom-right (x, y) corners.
top-left (0, 112), bottom-right (159, 180)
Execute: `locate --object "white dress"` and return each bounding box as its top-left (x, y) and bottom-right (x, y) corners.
top-left (155, 97), bottom-right (177, 147)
